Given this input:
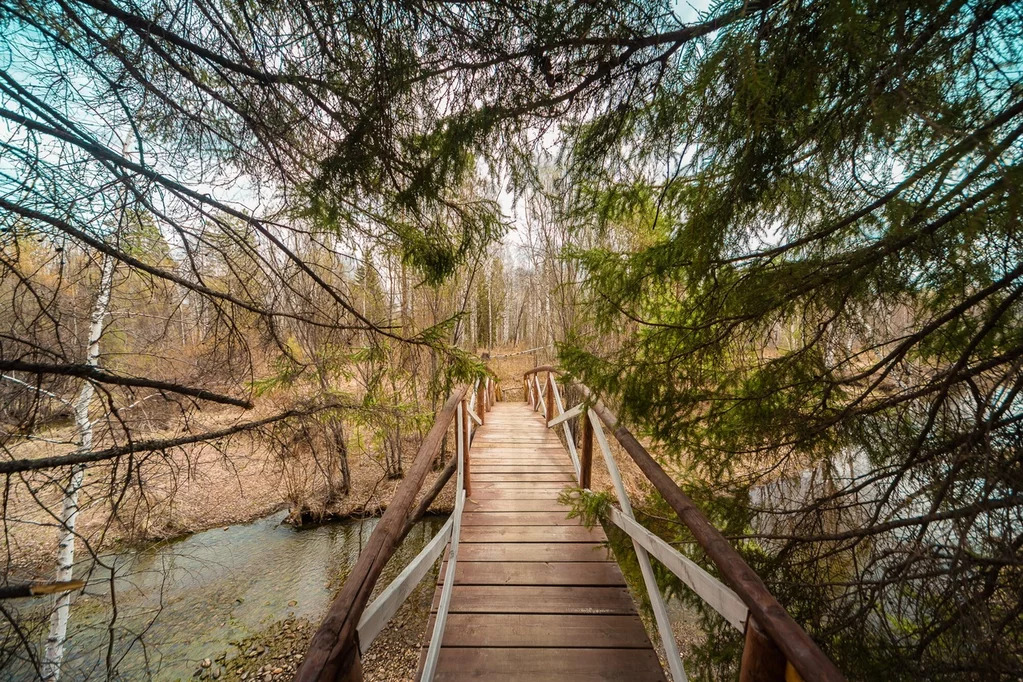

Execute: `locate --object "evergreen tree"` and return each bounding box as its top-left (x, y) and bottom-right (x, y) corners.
top-left (2, 0), bottom-right (1021, 677)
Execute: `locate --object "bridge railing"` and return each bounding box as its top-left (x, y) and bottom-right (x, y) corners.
top-left (524, 367), bottom-right (845, 682)
top-left (297, 375), bottom-right (497, 682)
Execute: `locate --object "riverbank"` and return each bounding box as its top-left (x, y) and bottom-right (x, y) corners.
top-left (3, 512), bottom-right (447, 682)
top-left (2, 405), bottom-right (456, 578)
top-left (193, 586), bottom-right (432, 682)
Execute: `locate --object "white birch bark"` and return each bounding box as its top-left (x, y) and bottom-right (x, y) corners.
top-left (41, 255), bottom-right (115, 682)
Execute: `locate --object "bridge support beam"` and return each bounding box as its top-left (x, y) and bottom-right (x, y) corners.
top-left (579, 408), bottom-right (593, 489)
top-left (545, 372), bottom-right (555, 424)
top-left (462, 399), bottom-right (472, 497)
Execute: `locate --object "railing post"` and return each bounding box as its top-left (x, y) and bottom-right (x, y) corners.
top-left (545, 372), bottom-right (555, 424)
top-left (585, 409), bottom-right (687, 682)
top-left (579, 407), bottom-right (593, 489)
top-left (462, 400), bottom-right (472, 497)
top-left (297, 389), bottom-right (467, 682)
top-left (739, 617), bottom-right (790, 682)
top-left (524, 377), bottom-right (529, 404)
top-left (578, 383), bottom-right (844, 682)
top-left (476, 381), bottom-right (486, 426)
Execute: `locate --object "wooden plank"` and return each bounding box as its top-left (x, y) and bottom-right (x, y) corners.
top-left (473, 449), bottom-right (563, 453)
top-left (464, 499), bottom-right (569, 512)
top-left (579, 406), bottom-right (593, 489)
top-left (472, 473), bottom-right (576, 482)
top-left (473, 439), bottom-right (564, 444)
top-left (437, 561), bottom-right (626, 586)
top-left (472, 453), bottom-right (567, 459)
top-left (471, 453), bottom-right (569, 458)
top-left (431, 585), bottom-right (638, 614)
top-left (548, 402), bottom-right (583, 427)
top-left (427, 614), bottom-right (653, 648)
top-left (472, 437), bottom-right (563, 442)
top-left (456, 542), bottom-right (612, 562)
top-left (472, 462), bottom-right (573, 469)
top-left (472, 448), bottom-right (566, 453)
top-left (460, 526), bottom-right (602, 542)
top-left (473, 436), bottom-right (560, 441)
top-left (468, 489), bottom-right (567, 500)
top-left (470, 459), bottom-right (570, 466)
top-left (473, 443), bottom-right (562, 447)
top-left (470, 470), bottom-right (571, 477)
top-left (472, 481), bottom-right (573, 489)
top-left (461, 512), bottom-right (582, 526)
top-left (468, 462), bottom-right (572, 466)
top-left (427, 648), bottom-right (667, 681)
top-left (472, 441), bottom-right (563, 445)
top-left (474, 453), bottom-right (567, 458)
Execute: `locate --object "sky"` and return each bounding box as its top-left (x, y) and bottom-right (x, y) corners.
top-left (2, 0), bottom-right (717, 269)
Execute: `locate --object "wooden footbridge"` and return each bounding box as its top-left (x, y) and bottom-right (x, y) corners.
top-left (296, 371), bottom-right (845, 682)
top-left (418, 401), bottom-right (665, 680)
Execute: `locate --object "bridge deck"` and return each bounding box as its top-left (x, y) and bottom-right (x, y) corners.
top-left (418, 401), bottom-right (666, 681)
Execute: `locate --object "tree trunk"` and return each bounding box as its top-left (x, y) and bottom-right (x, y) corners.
top-left (331, 420), bottom-right (352, 497)
top-left (42, 255), bottom-right (114, 682)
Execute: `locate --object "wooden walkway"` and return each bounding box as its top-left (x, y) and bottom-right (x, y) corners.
top-left (418, 401), bottom-right (666, 680)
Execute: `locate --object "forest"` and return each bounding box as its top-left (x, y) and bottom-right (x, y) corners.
top-left (0, 0), bottom-right (1020, 680)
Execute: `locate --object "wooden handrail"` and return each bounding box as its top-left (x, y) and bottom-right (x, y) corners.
top-left (522, 365), bottom-right (558, 377)
top-left (296, 386), bottom-right (469, 682)
top-left (523, 368), bottom-right (844, 682)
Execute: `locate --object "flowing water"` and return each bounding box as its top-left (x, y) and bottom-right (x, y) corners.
top-left (4, 512), bottom-right (447, 681)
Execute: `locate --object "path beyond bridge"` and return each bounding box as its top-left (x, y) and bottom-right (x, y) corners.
top-left (416, 401), bottom-right (667, 680)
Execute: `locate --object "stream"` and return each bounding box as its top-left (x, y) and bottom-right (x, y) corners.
top-left (5, 512), bottom-right (447, 681)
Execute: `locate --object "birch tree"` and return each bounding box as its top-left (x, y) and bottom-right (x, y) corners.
top-left (41, 255), bottom-right (114, 682)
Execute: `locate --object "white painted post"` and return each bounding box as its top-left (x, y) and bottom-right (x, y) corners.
top-left (588, 410), bottom-right (688, 682)
top-left (548, 380), bottom-right (581, 478)
top-left (421, 403), bottom-right (468, 680)
top-left (533, 375), bottom-right (545, 415)
top-left (357, 517), bottom-right (454, 650)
